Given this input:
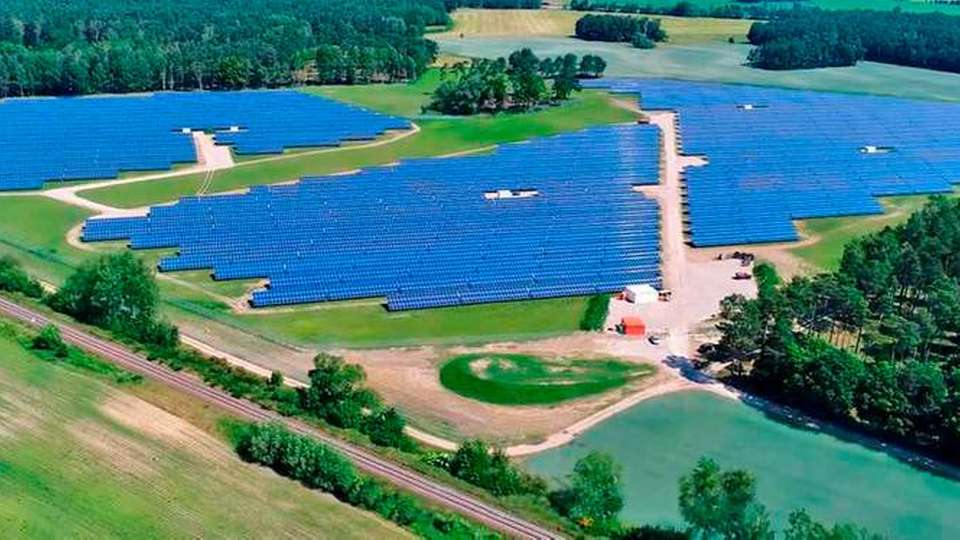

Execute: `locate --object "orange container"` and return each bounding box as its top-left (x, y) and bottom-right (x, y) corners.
top-left (621, 317), bottom-right (646, 336)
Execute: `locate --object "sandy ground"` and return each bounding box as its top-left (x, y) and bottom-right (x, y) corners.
top-left (337, 335), bottom-right (672, 447)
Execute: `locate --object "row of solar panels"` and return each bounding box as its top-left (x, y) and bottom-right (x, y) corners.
top-left (0, 90), bottom-right (410, 191)
top-left (84, 124), bottom-right (664, 310)
top-left (586, 78), bottom-right (960, 247)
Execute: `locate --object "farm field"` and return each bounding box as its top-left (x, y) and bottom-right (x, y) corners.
top-left (0, 325), bottom-right (408, 538)
top-left (434, 8), bottom-right (752, 44)
top-left (439, 352), bottom-right (654, 405)
top-left (435, 39), bottom-right (960, 102)
top-left (79, 88), bottom-right (635, 209)
top-left (791, 190), bottom-right (960, 271)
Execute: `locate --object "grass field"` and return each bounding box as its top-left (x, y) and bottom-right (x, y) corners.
top-left (791, 190), bottom-right (960, 271)
top-left (439, 353), bottom-right (654, 405)
top-left (436, 8), bottom-right (752, 44)
top-left (437, 38), bottom-right (960, 102)
top-left (80, 86), bottom-right (635, 209)
top-left (0, 325), bottom-right (407, 538)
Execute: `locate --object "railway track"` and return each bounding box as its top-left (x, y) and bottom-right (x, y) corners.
top-left (0, 296), bottom-right (562, 540)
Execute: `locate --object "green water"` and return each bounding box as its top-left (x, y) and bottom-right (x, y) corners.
top-left (525, 391), bottom-right (960, 539)
top-left (437, 38), bottom-right (960, 103)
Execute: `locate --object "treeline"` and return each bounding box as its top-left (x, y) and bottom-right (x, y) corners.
top-left (569, 0), bottom-right (782, 20)
top-left (574, 14), bottom-right (668, 49)
top-left (444, 0), bottom-right (541, 7)
top-left (747, 9), bottom-right (960, 73)
top-left (429, 48), bottom-right (606, 115)
top-left (712, 197), bottom-right (960, 462)
top-left (235, 423), bottom-right (495, 538)
top-left (0, 0), bottom-right (449, 96)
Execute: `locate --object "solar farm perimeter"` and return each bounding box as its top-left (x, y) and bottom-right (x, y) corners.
top-left (5, 82), bottom-right (960, 312)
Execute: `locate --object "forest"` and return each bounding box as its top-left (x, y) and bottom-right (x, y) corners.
top-left (574, 14), bottom-right (668, 49)
top-left (0, 0), bottom-right (453, 96)
top-left (713, 197), bottom-right (960, 463)
top-left (569, 0), bottom-right (778, 19)
top-left (428, 48), bottom-right (607, 114)
top-left (747, 9), bottom-right (960, 73)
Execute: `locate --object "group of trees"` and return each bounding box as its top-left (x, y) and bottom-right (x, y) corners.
top-left (0, 0), bottom-right (451, 96)
top-left (0, 256), bottom-right (43, 299)
top-left (300, 353), bottom-right (414, 450)
top-left (712, 197), bottom-right (960, 461)
top-left (675, 458), bottom-right (881, 540)
top-left (235, 423), bottom-right (493, 538)
top-left (747, 9), bottom-right (960, 73)
top-left (444, 0), bottom-right (541, 7)
top-left (429, 48), bottom-right (606, 114)
top-left (48, 252), bottom-right (179, 348)
top-left (569, 0), bottom-right (780, 20)
top-left (574, 14), bottom-right (668, 49)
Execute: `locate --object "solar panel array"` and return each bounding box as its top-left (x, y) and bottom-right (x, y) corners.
top-left (83, 124), bottom-right (663, 310)
top-left (0, 90), bottom-right (409, 191)
top-left (585, 79), bottom-right (960, 247)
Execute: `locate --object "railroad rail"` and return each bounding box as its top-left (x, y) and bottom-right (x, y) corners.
top-left (0, 296), bottom-right (562, 540)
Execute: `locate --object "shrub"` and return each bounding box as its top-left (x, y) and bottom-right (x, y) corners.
top-left (235, 423), bottom-right (495, 538)
top-left (580, 294), bottom-right (611, 331)
top-left (632, 33), bottom-right (655, 49)
top-left (32, 324), bottom-right (68, 358)
top-left (0, 256), bottom-right (44, 298)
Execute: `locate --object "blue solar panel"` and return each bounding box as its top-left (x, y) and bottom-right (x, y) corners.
top-left (0, 90), bottom-right (410, 191)
top-left (585, 79), bottom-right (960, 247)
top-left (83, 124), bottom-right (663, 310)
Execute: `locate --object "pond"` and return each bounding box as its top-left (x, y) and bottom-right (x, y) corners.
top-left (525, 391), bottom-right (960, 539)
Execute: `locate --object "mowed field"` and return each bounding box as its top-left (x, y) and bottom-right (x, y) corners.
top-left (791, 189), bottom-right (960, 271)
top-left (0, 325), bottom-right (408, 538)
top-left (434, 8), bottom-right (752, 44)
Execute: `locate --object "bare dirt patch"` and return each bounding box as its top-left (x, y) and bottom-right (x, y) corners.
top-left (338, 334), bottom-right (668, 446)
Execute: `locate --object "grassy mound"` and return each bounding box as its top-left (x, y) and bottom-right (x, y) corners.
top-left (439, 353), bottom-right (653, 405)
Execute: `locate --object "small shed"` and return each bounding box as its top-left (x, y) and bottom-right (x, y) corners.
top-left (620, 317), bottom-right (646, 336)
top-left (624, 284), bottom-right (658, 304)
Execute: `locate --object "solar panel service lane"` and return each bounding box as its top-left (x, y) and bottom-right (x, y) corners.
top-left (83, 124), bottom-right (664, 311)
top-left (0, 90), bottom-right (409, 191)
top-left (585, 79), bottom-right (960, 247)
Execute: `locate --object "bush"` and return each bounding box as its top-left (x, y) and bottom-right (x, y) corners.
top-left (48, 252), bottom-right (177, 348)
top-left (0, 257), bottom-right (44, 298)
top-left (447, 439), bottom-right (547, 497)
top-left (32, 324), bottom-right (68, 358)
top-left (575, 14), bottom-right (667, 45)
top-left (235, 423), bottom-right (495, 538)
top-left (632, 33), bottom-right (655, 49)
top-left (580, 294), bottom-right (611, 331)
